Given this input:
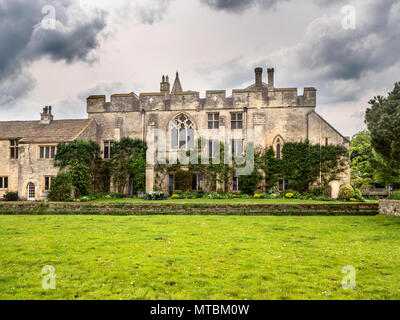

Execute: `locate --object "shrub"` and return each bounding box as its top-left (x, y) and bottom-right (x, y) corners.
top-left (388, 191), bottom-right (400, 200)
top-left (48, 172), bottom-right (72, 201)
top-left (174, 170), bottom-right (192, 191)
top-left (170, 194), bottom-right (180, 199)
top-left (109, 192), bottom-right (125, 199)
top-left (314, 196), bottom-right (333, 201)
top-left (3, 192), bottom-right (19, 201)
top-left (353, 188), bottom-right (365, 202)
top-left (308, 187), bottom-right (324, 197)
top-left (338, 185), bottom-right (355, 201)
top-left (285, 192), bottom-right (294, 199)
top-left (253, 193), bottom-right (261, 198)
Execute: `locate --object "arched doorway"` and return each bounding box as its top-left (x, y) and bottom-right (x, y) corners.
top-left (27, 182), bottom-right (35, 201)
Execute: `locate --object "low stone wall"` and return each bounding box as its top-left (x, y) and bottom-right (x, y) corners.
top-left (379, 200), bottom-right (400, 216)
top-left (0, 202), bottom-right (379, 216)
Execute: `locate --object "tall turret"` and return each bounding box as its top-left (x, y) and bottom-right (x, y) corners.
top-left (171, 72), bottom-right (183, 93)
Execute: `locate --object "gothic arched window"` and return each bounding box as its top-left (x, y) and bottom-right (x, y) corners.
top-left (276, 143), bottom-right (281, 159)
top-left (171, 114), bottom-right (195, 150)
top-left (273, 136), bottom-right (283, 159)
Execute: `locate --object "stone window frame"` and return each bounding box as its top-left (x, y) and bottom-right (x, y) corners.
top-left (191, 173), bottom-right (203, 191)
top-left (231, 139), bottom-right (244, 156)
top-left (170, 114), bottom-right (195, 151)
top-left (232, 176), bottom-right (240, 192)
top-left (38, 145), bottom-right (57, 160)
top-left (9, 139), bottom-right (19, 160)
top-left (207, 112), bottom-right (219, 129)
top-left (103, 140), bottom-right (113, 159)
top-left (230, 112), bottom-right (243, 129)
top-left (272, 135), bottom-right (284, 159)
top-left (43, 175), bottom-right (55, 191)
top-left (0, 176), bottom-right (8, 189)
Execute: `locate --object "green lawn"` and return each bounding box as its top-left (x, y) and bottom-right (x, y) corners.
top-left (1, 214), bottom-right (399, 299)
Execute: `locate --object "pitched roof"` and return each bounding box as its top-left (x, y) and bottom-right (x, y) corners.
top-left (0, 119), bottom-right (94, 143)
top-left (171, 72), bottom-right (183, 93)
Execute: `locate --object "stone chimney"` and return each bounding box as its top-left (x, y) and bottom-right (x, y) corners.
top-left (160, 75), bottom-right (170, 99)
top-left (267, 68), bottom-right (274, 90)
top-left (255, 67), bottom-right (263, 88)
top-left (40, 106), bottom-right (54, 124)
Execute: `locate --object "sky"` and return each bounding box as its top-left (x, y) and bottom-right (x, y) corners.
top-left (0, 0), bottom-right (399, 137)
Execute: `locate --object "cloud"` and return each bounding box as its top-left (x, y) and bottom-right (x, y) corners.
top-left (0, 0), bottom-right (107, 108)
top-left (200, 0), bottom-right (284, 12)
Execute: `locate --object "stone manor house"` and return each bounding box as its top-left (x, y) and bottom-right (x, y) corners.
top-left (0, 67), bottom-right (350, 200)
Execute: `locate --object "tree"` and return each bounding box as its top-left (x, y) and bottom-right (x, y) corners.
top-left (111, 137), bottom-right (147, 193)
top-left (350, 130), bottom-right (374, 188)
top-left (54, 140), bottom-right (102, 197)
top-left (365, 82), bottom-right (400, 170)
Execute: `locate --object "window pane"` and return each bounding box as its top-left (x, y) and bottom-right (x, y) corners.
top-left (237, 113), bottom-right (242, 121)
top-left (0, 178), bottom-right (2, 188)
top-left (179, 128), bottom-right (186, 149)
top-left (208, 121), bottom-right (213, 129)
top-left (169, 175), bottom-right (174, 191)
top-left (10, 148), bottom-right (14, 159)
top-left (45, 177), bottom-right (49, 190)
top-left (45, 146), bottom-right (50, 159)
top-left (40, 147), bottom-right (44, 159)
top-left (4, 177), bottom-right (7, 188)
top-left (16, 148), bottom-right (18, 159)
top-left (192, 174), bottom-right (197, 191)
top-left (171, 128), bottom-right (178, 149)
top-left (208, 114), bottom-right (213, 121)
top-left (51, 147), bottom-right (55, 158)
top-left (188, 128), bottom-right (194, 149)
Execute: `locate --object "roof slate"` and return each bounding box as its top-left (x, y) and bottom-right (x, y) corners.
top-left (0, 119), bottom-right (93, 143)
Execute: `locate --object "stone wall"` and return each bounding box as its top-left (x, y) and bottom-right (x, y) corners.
top-left (0, 202), bottom-right (379, 216)
top-left (379, 200), bottom-right (400, 216)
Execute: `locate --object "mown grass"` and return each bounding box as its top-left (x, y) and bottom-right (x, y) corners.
top-left (0, 214), bottom-right (399, 300)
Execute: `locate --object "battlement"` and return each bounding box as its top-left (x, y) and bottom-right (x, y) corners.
top-left (86, 67), bottom-right (317, 113)
top-left (87, 93), bottom-right (139, 113)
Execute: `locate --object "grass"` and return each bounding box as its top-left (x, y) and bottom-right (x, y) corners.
top-left (0, 214), bottom-right (399, 300)
top-left (90, 198), bottom-right (379, 204)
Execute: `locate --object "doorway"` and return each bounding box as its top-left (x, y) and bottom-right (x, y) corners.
top-left (27, 182), bottom-right (35, 201)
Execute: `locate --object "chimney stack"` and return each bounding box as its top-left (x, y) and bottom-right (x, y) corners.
top-left (40, 105), bottom-right (54, 124)
top-left (160, 74), bottom-right (170, 98)
top-left (267, 68), bottom-right (274, 89)
top-left (255, 67), bottom-right (263, 88)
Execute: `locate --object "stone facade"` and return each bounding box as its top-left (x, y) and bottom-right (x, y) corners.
top-left (0, 67), bottom-right (351, 200)
top-left (87, 67), bottom-right (350, 197)
top-left (0, 109), bottom-right (97, 200)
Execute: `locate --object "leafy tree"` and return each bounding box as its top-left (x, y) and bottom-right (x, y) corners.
top-left (70, 161), bottom-right (90, 198)
top-left (365, 82), bottom-right (400, 171)
top-left (55, 140), bottom-right (100, 169)
top-left (48, 172), bottom-right (72, 201)
top-left (130, 149), bottom-right (147, 192)
top-left (350, 130), bottom-right (374, 188)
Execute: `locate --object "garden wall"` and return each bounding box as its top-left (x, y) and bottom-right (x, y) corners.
top-left (379, 200), bottom-right (400, 216)
top-left (0, 202), bottom-right (379, 216)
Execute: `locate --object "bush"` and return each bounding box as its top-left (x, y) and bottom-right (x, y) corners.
top-left (253, 193), bottom-right (261, 198)
top-left (353, 188), bottom-right (365, 202)
top-left (285, 192), bottom-right (294, 199)
top-left (388, 191), bottom-right (400, 200)
top-left (170, 194), bottom-right (180, 199)
top-left (3, 192), bottom-right (19, 201)
top-left (338, 185), bottom-right (355, 201)
top-left (48, 172), bottom-right (72, 201)
top-left (109, 192), bottom-right (125, 199)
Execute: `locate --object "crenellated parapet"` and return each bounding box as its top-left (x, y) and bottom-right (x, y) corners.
top-left (87, 93), bottom-right (139, 113)
top-left (86, 67), bottom-right (316, 114)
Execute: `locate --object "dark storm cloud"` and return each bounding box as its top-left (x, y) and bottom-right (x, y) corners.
top-left (294, 0), bottom-right (400, 81)
top-left (0, 0), bottom-right (107, 107)
top-left (200, 0), bottom-right (283, 12)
